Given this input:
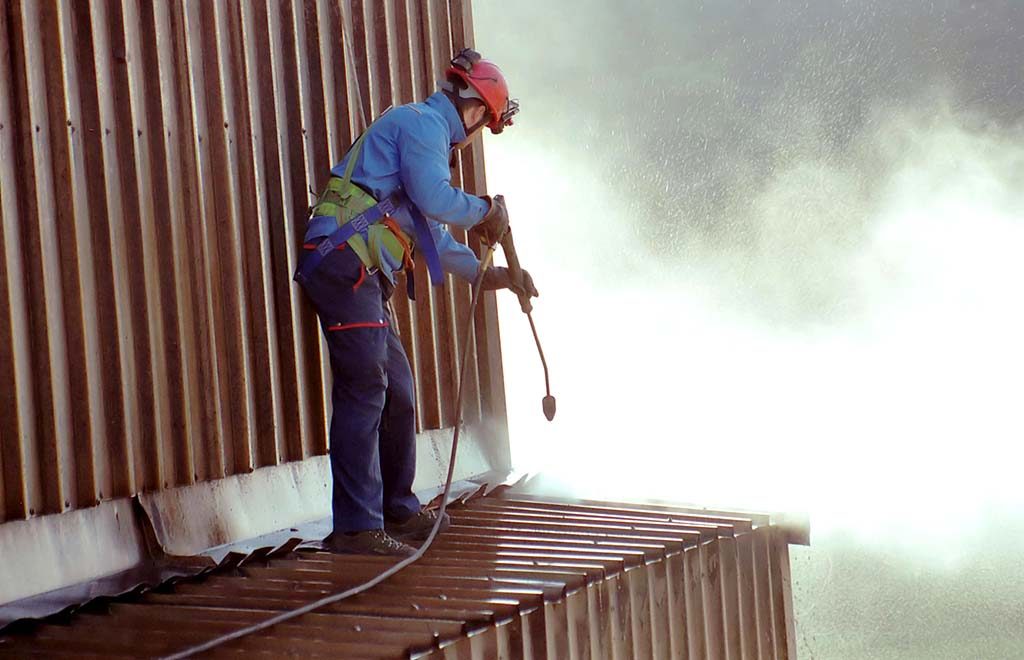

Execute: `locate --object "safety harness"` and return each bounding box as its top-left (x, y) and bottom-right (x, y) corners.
top-left (293, 124), bottom-right (444, 298)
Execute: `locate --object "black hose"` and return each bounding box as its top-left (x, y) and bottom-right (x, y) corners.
top-left (160, 244), bottom-right (500, 660)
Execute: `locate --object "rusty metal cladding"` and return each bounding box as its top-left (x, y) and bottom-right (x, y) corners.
top-left (0, 0), bottom-right (504, 524)
top-left (718, 536), bottom-right (742, 659)
top-left (752, 524), bottom-right (777, 657)
top-left (0, 495), bottom-right (799, 658)
top-left (735, 531), bottom-right (759, 659)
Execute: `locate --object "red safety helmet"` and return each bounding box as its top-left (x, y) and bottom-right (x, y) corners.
top-left (445, 49), bottom-right (519, 134)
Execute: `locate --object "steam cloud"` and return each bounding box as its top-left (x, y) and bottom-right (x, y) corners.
top-left (475, 1), bottom-right (1024, 657)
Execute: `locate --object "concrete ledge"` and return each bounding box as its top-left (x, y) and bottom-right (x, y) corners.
top-left (138, 457), bottom-right (332, 557)
top-left (0, 424), bottom-right (505, 610)
top-left (139, 425), bottom-right (499, 557)
top-left (0, 498), bottom-right (145, 605)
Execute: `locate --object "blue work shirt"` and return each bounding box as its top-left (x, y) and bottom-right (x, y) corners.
top-left (305, 92), bottom-right (489, 283)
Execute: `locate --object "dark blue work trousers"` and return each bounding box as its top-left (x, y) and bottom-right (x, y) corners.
top-left (299, 246), bottom-right (421, 533)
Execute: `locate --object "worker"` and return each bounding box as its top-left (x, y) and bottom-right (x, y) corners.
top-left (295, 49), bottom-right (538, 556)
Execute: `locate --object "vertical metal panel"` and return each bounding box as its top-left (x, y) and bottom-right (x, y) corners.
top-left (265, 0), bottom-right (318, 463)
top-left (0, 0), bottom-right (35, 521)
top-left (648, 556), bottom-right (671, 660)
top-left (684, 542), bottom-right (708, 658)
top-left (735, 531), bottom-right (759, 659)
top-left (752, 527), bottom-right (777, 658)
top-left (0, 0), bottom-right (504, 524)
top-left (87, 0), bottom-right (143, 497)
top-left (71, 0), bottom-right (129, 500)
top-left (453, 0), bottom-right (509, 446)
top-left (154, 0), bottom-right (204, 487)
top-left (55, 0), bottom-right (109, 507)
top-left (719, 535), bottom-right (743, 659)
top-left (288, 0), bottom-right (331, 458)
top-left (423, 0), bottom-right (459, 430)
top-left (406, 0), bottom-right (444, 431)
top-left (238, 0), bottom-right (286, 469)
top-left (701, 538), bottom-right (726, 657)
top-left (120, 0), bottom-right (175, 492)
top-left (13, 0), bottom-right (75, 515)
top-left (665, 550), bottom-right (690, 659)
top-left (384, 0), bottom-right (420, 430)
top-left (770, 528), bottom-right (797, 660)
top-left (445, 0), bottom-right (482, 425)
top-left (185, 0), bottom-right (229, 483)
top-left (566, 586), bottom-right (591, 660)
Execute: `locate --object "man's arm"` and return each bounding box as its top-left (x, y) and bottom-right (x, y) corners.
top-left (396, 122), bottom-right (488, 229)
top-left (431, 223), bottom-right (480, 283)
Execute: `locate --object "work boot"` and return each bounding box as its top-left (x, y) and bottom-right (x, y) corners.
top-left (385, 509), bottom-right (450, 542)
top-left (322, 530), bottom-right (416, 557)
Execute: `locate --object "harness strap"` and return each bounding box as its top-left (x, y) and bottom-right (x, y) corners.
top-left (294, 111), bottom-right (445, 291)
top-left (293, 195), bottom-right (398, 285)
top-left (405, 202), bottom-right (445, 286)
top-left (293, 190), bottom-right (445, 290)
top-left (383, 217), bottom-right (415, 271)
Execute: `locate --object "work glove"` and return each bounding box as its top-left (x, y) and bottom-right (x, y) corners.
top-left (481, 267), bottom-right (539, 298)
top-left (471, 194), bottom-right (510, 245)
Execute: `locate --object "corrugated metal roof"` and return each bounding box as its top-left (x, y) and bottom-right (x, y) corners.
top-left (0, 494), bottom-right (798, 658)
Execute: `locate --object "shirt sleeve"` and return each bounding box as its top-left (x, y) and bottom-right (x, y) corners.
top-left (431, 222), bottom-right (481, 283)
top-left (396, 118), bottom-right (489, 229)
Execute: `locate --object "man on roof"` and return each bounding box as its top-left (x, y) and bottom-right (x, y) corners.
top-left (295, 48), bottom-right (537, 556)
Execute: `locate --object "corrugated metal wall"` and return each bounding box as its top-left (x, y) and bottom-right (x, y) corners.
top-left (0, 0), bottom-right (506, 524)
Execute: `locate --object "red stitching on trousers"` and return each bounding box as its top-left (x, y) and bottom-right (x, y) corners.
top-left (303, 242), bottom-right (348, 251)
top-left (326, 321), bottom-right (389, 332)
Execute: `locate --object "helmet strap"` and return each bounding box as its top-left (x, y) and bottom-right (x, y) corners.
top-left (443, 87), bottom-right (489, 136)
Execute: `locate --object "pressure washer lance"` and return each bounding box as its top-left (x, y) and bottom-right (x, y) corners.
top-left (500, 226), bottom-right (556, 421)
